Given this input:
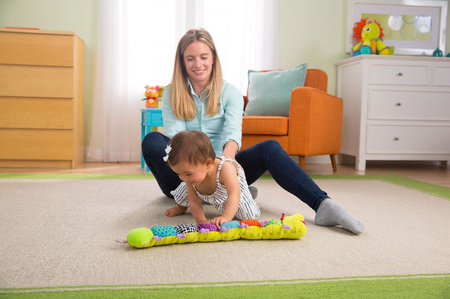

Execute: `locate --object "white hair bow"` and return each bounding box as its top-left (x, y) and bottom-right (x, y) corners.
top-left (163, 145), bottom-right (172, 162)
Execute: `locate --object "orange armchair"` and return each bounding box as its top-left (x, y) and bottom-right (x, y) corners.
top-left (241, 69), bottom-right (343, 171)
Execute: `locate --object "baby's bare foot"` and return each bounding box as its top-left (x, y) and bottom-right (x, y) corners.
top-left (166, 205), bottom-right (187, 217)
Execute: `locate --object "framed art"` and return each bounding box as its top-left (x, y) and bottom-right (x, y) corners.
top-left (346, 0), bottom-right (448, 55)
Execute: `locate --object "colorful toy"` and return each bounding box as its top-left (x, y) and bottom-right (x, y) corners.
top-left (141, 85), bottom-right (164, 108)
top-left (116, 213), bottom-right (307, 249)
top-left (352, 18), bottom-right (390, 56)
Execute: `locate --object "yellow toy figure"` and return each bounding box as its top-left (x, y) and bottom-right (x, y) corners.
top-left (116, 213), bottom-right (307, 249)
top-left (352, 18), bottom-right (390, 56)
top-left (142, 85), bottom-right (164, 108)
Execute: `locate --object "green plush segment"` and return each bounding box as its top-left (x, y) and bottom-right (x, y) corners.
top-left (1, 274), bottom-right (448, 298)
top-left (244, 63), bottom-right (307, 117)
top-left (127, 228), bottom-right (152, 245)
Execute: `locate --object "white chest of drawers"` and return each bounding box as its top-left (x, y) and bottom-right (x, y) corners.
top-left (336, 55), bottom-right (450, 171)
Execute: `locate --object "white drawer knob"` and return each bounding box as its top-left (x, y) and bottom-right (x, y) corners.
top-left (394, 137), bottom-right (400, 141)
top-left (396, 102), bottom-right (402, 106)
top-left (397, 72), bottom-right (403, 76)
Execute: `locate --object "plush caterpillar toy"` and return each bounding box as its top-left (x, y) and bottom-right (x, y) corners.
top-left (117, 213), bottom-right (307, 249)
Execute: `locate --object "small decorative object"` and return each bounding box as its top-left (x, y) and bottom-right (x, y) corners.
top-left (433, 48), bottom-right (443, 57)
top-left (352, 18), bottom-right (390, 56)
top-left (116, 213), bottom-right (307, 249)
top-left (446, 53), bottom-right (450, 58)
top-left (141, 85), bottom-right (164, 108)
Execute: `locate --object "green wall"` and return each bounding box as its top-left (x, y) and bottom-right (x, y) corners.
top-left (0, 0), bottom-right (99, 143)
top-left (1, 0), bottom-right (450, 146)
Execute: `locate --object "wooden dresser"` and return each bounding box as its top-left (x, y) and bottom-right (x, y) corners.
top-left (336, 55), bottom-right (450, 171)
top-left (0, 29), bottom-right (84, 168)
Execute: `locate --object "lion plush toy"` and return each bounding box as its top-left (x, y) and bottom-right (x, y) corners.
top-left (352, 18), bottom-right (390, 56)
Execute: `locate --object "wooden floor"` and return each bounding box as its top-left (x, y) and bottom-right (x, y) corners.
top-left (1, 160), bottom-right (449, 187)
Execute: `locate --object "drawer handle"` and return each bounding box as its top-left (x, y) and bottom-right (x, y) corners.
top-left (394, 137), bottom-right (400, 141)
top-left (395, 102), bottom-right (402, 106)
top-left (397, 72), bottom-right (403, 76)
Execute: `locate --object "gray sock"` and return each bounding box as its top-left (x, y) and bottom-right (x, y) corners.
top-left (248, 186), bottom-right (258, 200)
top-left (315, 198), bottom-right (364, 235)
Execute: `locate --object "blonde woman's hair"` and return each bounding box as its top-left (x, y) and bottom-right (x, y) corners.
top-left (167, 130), bottom-right (216, 166)
top-left (170, 28), bottom-right (223, 120)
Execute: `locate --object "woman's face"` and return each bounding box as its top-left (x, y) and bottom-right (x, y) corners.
top-left (183, 41), bottom-right (214, 89)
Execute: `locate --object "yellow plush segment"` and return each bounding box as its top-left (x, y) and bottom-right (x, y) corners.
top-left (154, 235), bottom-right (179, 246)
top-left (241, 226), bottom-right (263, 239)
top-left (220, 228), bottom-right (242, 241)
top-left (283, 214), bottom-right (307, 239)
top-left (176, 232), bottom-right (199, 244)
top-left (198, 231), bottom-right (222, 242)
top-left (262, 224), bottom-right (284, 240)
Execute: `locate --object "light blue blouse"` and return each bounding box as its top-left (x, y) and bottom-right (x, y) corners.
top-left (162, 80), bottom-right (244, 155)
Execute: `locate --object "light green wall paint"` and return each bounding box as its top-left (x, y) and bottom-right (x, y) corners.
top-left (0, 0), bottom-right (98, 145)
top-left (1, 0), bottom-right (449, 147)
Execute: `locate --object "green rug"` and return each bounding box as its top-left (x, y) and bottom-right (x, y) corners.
top-left (1, 274), bottom-right (449, 298)
top-left (1, 173), bottom-right (449, 298)
top-left (1, 173), bottom-right (449, 200)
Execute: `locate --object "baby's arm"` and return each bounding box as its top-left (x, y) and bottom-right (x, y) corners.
top-left (211, 161), bottom-right (240, 227)
top-left (186, 183), bottom-right (208, 224)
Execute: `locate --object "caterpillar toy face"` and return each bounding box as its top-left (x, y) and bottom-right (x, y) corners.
top-left (122, 214), bottom-right (307, 249)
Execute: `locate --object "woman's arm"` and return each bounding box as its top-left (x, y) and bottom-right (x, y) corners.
top-left (186, 183), bottom-right (208, 224)
top-left (221, 82), bottom-right (244, 153)
top-left (222, 140), bottom-right (239, 160)
top-left (210, 161), bottom-right (240, 228)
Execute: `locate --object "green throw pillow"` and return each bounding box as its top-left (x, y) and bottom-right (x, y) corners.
top-left (244, 63), bottom-right (307, 117)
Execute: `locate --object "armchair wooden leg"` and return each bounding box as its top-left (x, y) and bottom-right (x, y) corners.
top-left (330, 155), bottom-right (337, 172)
top-left (299, 156), bottom-right (305, 170)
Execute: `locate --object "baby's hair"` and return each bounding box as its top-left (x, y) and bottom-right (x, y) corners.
top-left (167, 130), bottom-right (216, 166)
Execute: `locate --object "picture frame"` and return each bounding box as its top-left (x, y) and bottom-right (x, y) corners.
top-left (346, 0), bottom-right (448, 55)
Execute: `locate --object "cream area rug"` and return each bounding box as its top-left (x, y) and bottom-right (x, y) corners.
top-left (0, 175), bottom-right (449, 292)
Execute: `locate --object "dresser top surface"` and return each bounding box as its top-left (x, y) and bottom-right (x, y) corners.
top-left (336, 55), bottom-right (450, 65)
top-left (0, 28), bottom-right (75, 36)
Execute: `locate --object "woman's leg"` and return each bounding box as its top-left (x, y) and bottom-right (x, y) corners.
top-left (141, 132), bottom-right (181, 198)
top-left (236, 140), bottom-right (327, 211)
top-left (236, 140), bottom-right (363, 234)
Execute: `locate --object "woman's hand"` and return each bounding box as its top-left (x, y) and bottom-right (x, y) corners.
top-left (222, 141), bottom-right (238, 160)
top-left (210, 216), bottom-right (230, 228)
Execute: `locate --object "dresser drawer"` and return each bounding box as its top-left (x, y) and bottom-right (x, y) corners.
top-left (366, 125), bottom-right (450, 154)
top-left (0, 31), bottom-right (74, 67)
top-left (370, 64), bottom-right (429, 86)
top-left (0, 65), bottom-right (73, 98)
top-left (368, 90), bottom-right (450, 121)
top-left (0, 98), bottom-right (73, 129)
top-left (432, 66), bottom-right (450, 87)
top-left (0, 129), bottom-right (74, 160)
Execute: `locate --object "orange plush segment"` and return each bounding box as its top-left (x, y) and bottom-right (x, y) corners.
top-left (240, 219), bottom-right (261, 227)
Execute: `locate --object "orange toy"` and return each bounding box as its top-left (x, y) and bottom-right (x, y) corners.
top-left (142, 85), bottom-right (164, 108)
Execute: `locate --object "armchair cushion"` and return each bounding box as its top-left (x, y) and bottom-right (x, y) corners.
top-left (244, 63), bottom-right (307, 117)
top-left (242, 116), bottom-right (288, 135)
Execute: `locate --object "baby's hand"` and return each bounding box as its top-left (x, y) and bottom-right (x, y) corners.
top-left (166, 205), bottom-right (187, 217)
top-left (210, 216), bottom-right (230, 228)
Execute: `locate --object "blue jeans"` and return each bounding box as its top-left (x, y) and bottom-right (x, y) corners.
top-left (142, 132), bottom-right (327, 212)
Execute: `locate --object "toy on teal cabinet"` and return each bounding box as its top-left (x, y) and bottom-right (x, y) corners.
top-left (352, 18), bottom-right (390, 56)
top-left (115, 213), bottom-right (307, 249)
top-left (141, 85), bottom-right (165, 108)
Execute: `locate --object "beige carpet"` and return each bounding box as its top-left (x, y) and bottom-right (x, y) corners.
top-left (0, 178), bottom-right (449, 289)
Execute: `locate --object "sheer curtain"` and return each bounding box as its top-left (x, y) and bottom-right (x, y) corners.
top-left (87, 0), bottom-right (278, 162)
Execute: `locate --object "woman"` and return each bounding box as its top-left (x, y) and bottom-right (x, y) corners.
top-left (142, 28), bottom-right (363, 235)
